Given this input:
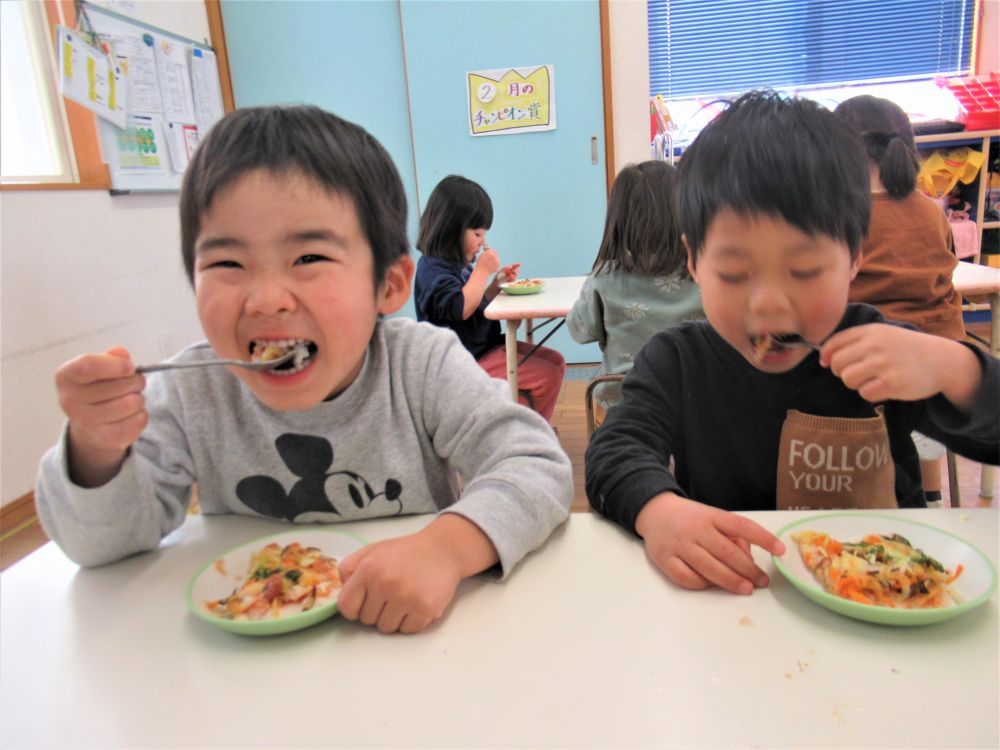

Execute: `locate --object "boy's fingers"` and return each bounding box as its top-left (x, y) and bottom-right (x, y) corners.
top-left (660, 555), bottom-right (711, 590)
top-left (338, 544), bottom-right (372, 582)
top-left (375, 602), bottom-right (407, 634)
top-left (819, 327), bottom-right (867, 368)
top-left (358, 593), bottom-right (386, 626)
top-left (59, 352), bottom-right (137, 386)
top-left (336, 576), bottom-right (365, 619)
top-left (717, 514), bottom-right (785, 556)
top-left (730, 536), bottom-right (751, 556)
top-left (684, 545), bottom-right (755, 595)
top-left (706, 533), bottom-right (770, 587)
top-left (399, 614), bottom-right (432, 635)
top-left (61, 386), bottom-right (146, 428)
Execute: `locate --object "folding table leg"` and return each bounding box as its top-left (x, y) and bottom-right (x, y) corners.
top-left (505, 319), bottom-right (521, 401)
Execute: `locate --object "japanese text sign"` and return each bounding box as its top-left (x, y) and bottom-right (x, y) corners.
top-left (467, 65), bottom-right (555, 136)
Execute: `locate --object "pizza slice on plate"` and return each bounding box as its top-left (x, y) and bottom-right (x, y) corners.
top-left (792, 530), bottom-right (963, 609)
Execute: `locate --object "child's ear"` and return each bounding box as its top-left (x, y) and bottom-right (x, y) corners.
top-left (849, 250), bottom-right (862, 280)
top-left (378, 255), bottom-right (414, 315)
top-left (683, 234), bottom-right (699, 282)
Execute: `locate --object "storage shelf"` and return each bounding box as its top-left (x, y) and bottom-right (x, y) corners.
top-left (915, 129), bottom-right (999, 268)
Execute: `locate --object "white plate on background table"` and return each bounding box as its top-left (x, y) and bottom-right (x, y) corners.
top-left (186, 528), bottom-right (366, 636)
top-left (772, 512), bottom-right (997, 626)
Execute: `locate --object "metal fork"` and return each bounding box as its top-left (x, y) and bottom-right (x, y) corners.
top-left (771, 333), bottom-right (821, 351)
top-left (135, 350), bottom-right (295, 374)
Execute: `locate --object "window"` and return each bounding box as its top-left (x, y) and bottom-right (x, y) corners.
top-left (1, 0), bottom-right (108, 189)
top-left (648, 0), bottom-right (982, 134)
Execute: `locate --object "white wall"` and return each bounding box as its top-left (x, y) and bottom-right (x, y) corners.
top-left (981, 0), bottom-right (999, 76)
top-left (608, 0), bottom-right (652, 173)
top-left (0, 1), bottom-right (209, 504)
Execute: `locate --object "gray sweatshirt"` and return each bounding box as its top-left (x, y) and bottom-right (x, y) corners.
top-left (36, 318), bottom-right (572, 576)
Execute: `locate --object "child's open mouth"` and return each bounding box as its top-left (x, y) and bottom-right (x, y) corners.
top-left (250, 339), bottom-right (317, 375)
top-left (749, 332), bottom-right (792, 363)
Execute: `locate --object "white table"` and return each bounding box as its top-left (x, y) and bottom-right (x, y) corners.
top-left (484, 275), bottom-right (586, 400)
top-left (952, 260), bottom-right (1000, 358)
top-left (951, 260), bottom-right (1000, 498)
top-left (1, 510), bottom-right (996, 749)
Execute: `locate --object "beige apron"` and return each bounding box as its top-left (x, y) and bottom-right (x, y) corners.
top-left (776, 408), bottom-right (895, 510)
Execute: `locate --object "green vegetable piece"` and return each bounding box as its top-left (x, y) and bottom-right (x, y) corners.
top-left (252, 566), bottom-right (282, 580)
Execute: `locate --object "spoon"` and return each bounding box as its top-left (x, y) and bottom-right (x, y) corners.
top-left (135, 350), bottom-right (296, 374)
top-left (771, 333), bottom-right (821, 351)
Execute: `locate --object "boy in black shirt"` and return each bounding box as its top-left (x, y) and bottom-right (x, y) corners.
top-left (585, 91), bottom-right (998, 597)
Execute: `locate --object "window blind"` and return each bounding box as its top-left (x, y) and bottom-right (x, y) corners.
top-left (648, 0), bottom-right (977, 100)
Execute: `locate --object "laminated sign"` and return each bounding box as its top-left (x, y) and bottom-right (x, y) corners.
top-left (57, 26), bottom-right (127, 128)
top-left (467, 65), bottom-right (555, 136)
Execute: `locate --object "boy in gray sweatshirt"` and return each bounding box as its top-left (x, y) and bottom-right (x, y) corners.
top-left (36, 105), bottom-right (572, 634)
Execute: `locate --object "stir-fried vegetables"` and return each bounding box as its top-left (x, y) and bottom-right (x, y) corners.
top-left (204, 542), bottom-right (342, 620)
top-left (793, 530), bottom-right (963, 609)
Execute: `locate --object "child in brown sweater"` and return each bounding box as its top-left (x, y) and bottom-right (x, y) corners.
top-left (834, 95), bottom-right (967, 501)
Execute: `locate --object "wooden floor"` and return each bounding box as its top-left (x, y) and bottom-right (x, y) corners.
top-left (2, 325), bottom-right (996, 572)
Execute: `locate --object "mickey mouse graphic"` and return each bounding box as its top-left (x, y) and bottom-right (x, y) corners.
top-left (236, 433), bottom-right (403, 521)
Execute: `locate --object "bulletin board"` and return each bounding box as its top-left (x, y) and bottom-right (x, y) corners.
top-left (75, 0), bottom-right (225, 193)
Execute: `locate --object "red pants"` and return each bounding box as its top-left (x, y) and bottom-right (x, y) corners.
top-left (478, 342), bottom-right (566, 422)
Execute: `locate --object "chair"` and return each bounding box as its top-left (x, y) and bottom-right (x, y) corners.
top-left (946, 450), bottom-right (961, 508)
top-left (585, 374), bottom-right (624, 436)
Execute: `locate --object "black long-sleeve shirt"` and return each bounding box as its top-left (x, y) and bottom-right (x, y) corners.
top-left (586, 304), bottom-right (1000, 535)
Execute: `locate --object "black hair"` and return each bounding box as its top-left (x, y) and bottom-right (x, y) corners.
top-left (677, 90), bottom-right (871, 264)
top-left (834, 94), bottom-right (918, 199)
top-left (180, 105), bottom-right (409, 285)
top-left (593, 160), bottom-right (686, 276)
top-left (416, 175), bottom-right (493, 265)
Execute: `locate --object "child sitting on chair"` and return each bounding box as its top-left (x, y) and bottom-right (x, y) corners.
top-left (567, 160), bottom-right (702, 415)
top-left (414, 175), bottom-right (566, 421)
top-left (834, 94), bottom-right (968, 503)
top-left (36, 106), bottom-right (572, 633)
top-left (585, 91), bottom-right (999, 596)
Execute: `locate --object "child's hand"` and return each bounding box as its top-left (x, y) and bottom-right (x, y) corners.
top-left (497, 262), bottom-right (521, 283)
top-left (475, 247), bottom-right (501, 276)
top-left (55, 346), bottom-right (147, 487)
top-left (337, 514), bottom-right (497, 634)
top-left (821, 324), bottom-right (982, 411)
top-left (635, 492), bottom-right (785, 594)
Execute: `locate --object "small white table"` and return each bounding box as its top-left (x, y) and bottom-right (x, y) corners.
top-left (1, 510), bottom-right (996, 749)
top-left (484, 275), bottom-right (586, 400)
top-left (952, 260), bottom-right (1000, 358)
top-left (951, 260), bottom-right (1000, 498)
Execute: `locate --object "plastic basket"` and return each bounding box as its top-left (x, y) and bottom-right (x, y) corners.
top-left (945, 77), bottom-right (1000, 131)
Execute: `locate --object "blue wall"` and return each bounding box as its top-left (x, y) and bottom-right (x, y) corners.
top-left (221, 0), bottom-right (605, 363)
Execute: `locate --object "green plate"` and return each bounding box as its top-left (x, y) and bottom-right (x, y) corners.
top-left (500, 281), bottom-right (545, 295)
top-left (772, 512), bottom-right (997, 626)
top-left (186, 528), bottom-right (366, 636)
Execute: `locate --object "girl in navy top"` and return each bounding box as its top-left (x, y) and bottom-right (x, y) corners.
top-left (414, 175), bottom-right (565, 421)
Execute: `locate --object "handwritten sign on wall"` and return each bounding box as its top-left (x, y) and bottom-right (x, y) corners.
top-left (467, 65), bottom-right (556, 137)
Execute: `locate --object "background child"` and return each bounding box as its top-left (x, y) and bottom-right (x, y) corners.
top-left (585, 91), bottom-right (998, 596)
top-left (567, 160), bottom-right (702, 412)
top-left (834, 94), bottom-right (967, 502)
top-left (414, 175), bottom-right (566, 421)
top-left (35, 106), bottom-right (572, 634)
top-left (834, 95), bottom-right (965, 337)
